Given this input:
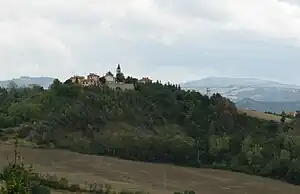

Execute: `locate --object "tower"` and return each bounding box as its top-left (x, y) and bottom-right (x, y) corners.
top-left (206, 88), bottom-right (211, 96)
top-left (116, 64), bottom-right (121, 74)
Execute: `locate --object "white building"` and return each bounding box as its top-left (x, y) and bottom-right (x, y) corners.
top-left (104, 71), bottom-right (115, 83)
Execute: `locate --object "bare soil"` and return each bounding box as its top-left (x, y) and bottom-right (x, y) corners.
top-left (0, 145), bottom-right (299, 194)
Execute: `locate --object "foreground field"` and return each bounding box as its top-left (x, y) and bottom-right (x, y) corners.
top-left (238, 108), bottom-right (292, 122)
top-left (0, 145), bottom-right (300, 194)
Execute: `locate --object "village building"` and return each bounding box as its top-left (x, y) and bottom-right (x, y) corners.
top-left (139, 77), bottom-right (152, 84)
top-left (87, 73), bottom-right (100, 86)
top-left (67, 64), bottom-right (151, 91)
top-left (70, 75), bottom-right (85, 84)
top-left (287, 112), bottom-right (298, 117)
top-left (116, 64), bottom-right (121, 74)
top-left (104, 71), bottom-right (115, 83)
top-left (87, 73), bottom-right (99, 82)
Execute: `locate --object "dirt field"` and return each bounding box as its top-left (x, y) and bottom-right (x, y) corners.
top-left (0, 145), bottom-right (300, 194)
top-left (238, 108), bottom-right (291, 122)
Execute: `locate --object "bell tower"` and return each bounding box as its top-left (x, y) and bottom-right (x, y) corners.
top-left (116, 64), bottom-right (121, 74)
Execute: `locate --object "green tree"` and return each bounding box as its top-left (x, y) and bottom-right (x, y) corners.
top-left (125, 76), bottom-right (138, 84)
top-left (281, 111), bottom-right (286, 123)
top-left (6, 81), bottom-right (18, 90)
top-left (116, 72), bottom-right (125, 83)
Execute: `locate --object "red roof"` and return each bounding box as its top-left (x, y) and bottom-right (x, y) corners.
top-left (105, 71), bottom-right (114, 76)
top-left (71, 75), bottom-right (85, 79)
top-left (140, 77), bottom-right (152, 81)
top-left (142, 77), bottom-right (150, 80)
top-left (88, 73), bottom-right (99, 77)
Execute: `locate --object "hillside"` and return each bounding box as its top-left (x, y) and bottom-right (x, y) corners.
top-left (237, 108), bottom-right (292, 122)
top-left (181, 77), bottom-right (300, 88)
top-left (1, 144), bottom-right (300, 194)
top-left (181, 77), bottom-right (300, 113)
top-left (236, 98), bottom-right (300, 113)
top-left (1, 79), bottom-right (300, 188)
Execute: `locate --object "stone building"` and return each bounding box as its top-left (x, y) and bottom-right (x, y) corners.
top-left (139, 77), bottom-right (152, 84)
top-left (68, 64), bottom-right (140, 91)
top-left (104, 71), bottom-right (115, 83)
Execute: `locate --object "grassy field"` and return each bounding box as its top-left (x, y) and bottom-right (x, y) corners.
top-left (238, 108), bottom-right (292, 122)
top-left (0, 145), bottom-right (300, 194)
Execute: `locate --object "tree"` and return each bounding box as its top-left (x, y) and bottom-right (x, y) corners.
top-left (116, 72), bottom-right (125, 83)
top-left (6, 81), bottom-right (18, 90)
top-left (64, 79), bottom-right (73, 85)
top-left (0, 137), bottom-right (33, 194)
top-left (50, 79), bottom-right (62, 90)
top-left (281, 111), bottom-right (286, 123)
top-left (125, 76), bottom-right (138, 84)
top-left (99, 76), bottom-right (106, 84)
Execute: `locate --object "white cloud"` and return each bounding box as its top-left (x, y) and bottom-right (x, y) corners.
top-left (0, 0), bottom-right (300, 83)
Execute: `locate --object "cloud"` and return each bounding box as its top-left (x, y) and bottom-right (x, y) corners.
top-left (0, 0), bottom-right (300, 84)
top-left (157, 0), bottom-right (300, 42)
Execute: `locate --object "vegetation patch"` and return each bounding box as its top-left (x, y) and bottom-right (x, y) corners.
top-left (238, 108), bottom-right (292, 123)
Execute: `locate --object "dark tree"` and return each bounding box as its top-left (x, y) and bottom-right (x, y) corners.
top-left (116, 72), bottom-right (125, 83)
top-left (64, 79), bottom-right (73, 85)
top-left (125, 76), bottom-right (138, 84)
top-left (99, 76), bottom-right (106, 84)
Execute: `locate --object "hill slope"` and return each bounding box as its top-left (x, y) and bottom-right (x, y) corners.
top-left (238, 108), bottom-right (292, 122)
top-left (1, 79), bottom-right (300, 187)
top-left (1, 144), bottom-right (300, 194)
top-left (236, 98), bottom-right (300, 113)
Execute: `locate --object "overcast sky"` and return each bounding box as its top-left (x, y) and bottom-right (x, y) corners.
top-left (1, 0), bottom-right (300, 84)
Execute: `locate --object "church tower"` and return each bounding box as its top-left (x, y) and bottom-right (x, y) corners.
top-left (116, 64), bottom-right (121, 74)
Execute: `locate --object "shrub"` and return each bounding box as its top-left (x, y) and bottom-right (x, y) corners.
top-left (31, 184), bottom-right (51, 194)
top-left (69, 183), bottom-right (81, 192)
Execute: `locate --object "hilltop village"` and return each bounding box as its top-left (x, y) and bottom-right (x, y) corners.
top-left (68, 64), bottom-right (152, 90)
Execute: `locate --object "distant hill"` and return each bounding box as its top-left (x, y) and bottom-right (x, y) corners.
top-left (181, 77), bottom-right (300, 113)
top-left (236, 98), bottom-right (300, 113)
top-left (0, 76), bottom-right (56, 88)
top-left (237, 108), bottom-right (291, 122)
top-left (182, 76), bottom-right (300, 87)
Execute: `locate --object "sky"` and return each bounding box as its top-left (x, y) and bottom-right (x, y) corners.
top-left (1, 0), bottom-right (300, 84)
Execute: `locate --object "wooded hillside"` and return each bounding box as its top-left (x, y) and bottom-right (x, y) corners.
top-left (0, 79), bottom-right (300, 185)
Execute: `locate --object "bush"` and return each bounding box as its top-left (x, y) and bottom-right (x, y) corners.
top-left (173, 190), bottom-right (196, 194)
top-left (31, 184), bottom-right (51, 194)
top-left (69, 183), bottom-right (81, 192)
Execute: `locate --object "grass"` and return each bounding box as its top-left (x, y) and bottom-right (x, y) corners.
top-left (0, 144), bottom-right (300, 194)
top-left (238, 108), bottom-right (292, 123)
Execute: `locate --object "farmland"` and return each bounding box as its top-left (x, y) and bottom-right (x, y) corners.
top-left (238, 108), bottom-right (292, 122)
top-left (0, 144), bottom-right (299, 194)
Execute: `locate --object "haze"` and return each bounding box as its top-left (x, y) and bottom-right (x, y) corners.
top-left (1, 0), bottom-right (300, 84)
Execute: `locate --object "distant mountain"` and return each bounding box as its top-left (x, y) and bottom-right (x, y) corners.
top-left (182, 77), bottom-right (300, 89)
top-left (0, 76), bottom-right (56, 88)
top-left (181, 77), bottom-right (300, 113)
